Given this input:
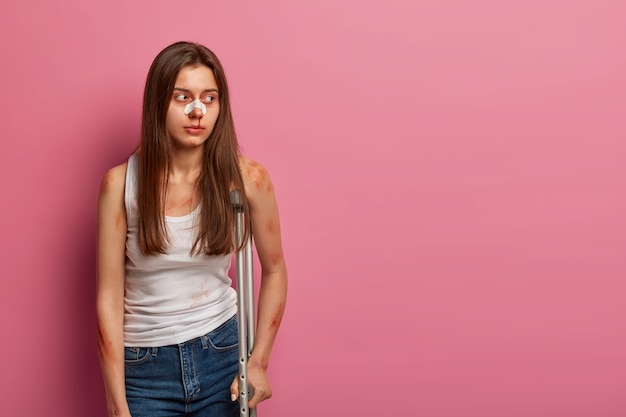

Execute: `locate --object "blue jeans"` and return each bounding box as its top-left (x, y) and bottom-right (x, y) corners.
top-left (124, 315), bottom-right (239, 417)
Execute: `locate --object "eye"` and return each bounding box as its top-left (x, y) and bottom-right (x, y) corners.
top-left (174, 94), bottom-right (189, 101)
top-left (202, 96), bottom-right (215, 103)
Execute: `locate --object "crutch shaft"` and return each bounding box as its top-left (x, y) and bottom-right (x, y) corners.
top-left (231, 190), bottom-right (257, 417)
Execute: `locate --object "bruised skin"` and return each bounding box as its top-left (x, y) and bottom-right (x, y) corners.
top-left (239, 158), bottom-right (285, 273)
top-left (240, 156), bottom-right (287, 341)
top-left (268, 251), bottom-right (283, 267)
top-left (165, 178), bottom-right (198, 217)
top-left (262, 220), bottom-right (284, 269)
top-left (243, 159), bottom-right (269, 192)
top-left (115, 212), bottom-right (125, 229)
top-left (268, 307), bottom-right (285, 330)
top-left (97, 320), bottom-right (114, 360)
top-left (230, 156), bottom-right (287, 406)
top-left (96, 165), bottom-right (127, 366)
top-left (166, 196), bottom-right (195, 216)
top-left (265, 219), bottom-right (276, 234)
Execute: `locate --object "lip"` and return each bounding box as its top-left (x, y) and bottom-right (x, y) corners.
top-left (184, 126), bottom-right (205, 134)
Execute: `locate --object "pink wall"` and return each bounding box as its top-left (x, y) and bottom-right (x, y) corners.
top-left (1, 0), bottom-right (625, 416)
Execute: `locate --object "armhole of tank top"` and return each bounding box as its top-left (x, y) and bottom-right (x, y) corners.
top-left (124, 154), bottom-right (136, 225)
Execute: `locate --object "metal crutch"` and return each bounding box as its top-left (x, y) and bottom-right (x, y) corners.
top-left (231, 190), bottom-right (257, 417)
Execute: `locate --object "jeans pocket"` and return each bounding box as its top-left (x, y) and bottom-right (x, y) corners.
top-left (124, 347), bottom-right (152, 365)
top-left (206, 316), bottom-right (239, 352)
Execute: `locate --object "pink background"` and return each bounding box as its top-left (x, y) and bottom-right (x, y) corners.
top-left (1, 0), bottom-right (625, 416)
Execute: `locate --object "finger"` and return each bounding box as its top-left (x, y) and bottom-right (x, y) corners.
top-left (248, 390), bottom-right (259, 409)
top-left (247, 385), bottom-right (271, 409)
top-left (230, 375), bottom-right (239, 402)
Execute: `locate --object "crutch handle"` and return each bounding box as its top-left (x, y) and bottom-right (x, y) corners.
top-left (230, 189), bottom-right (245, 212)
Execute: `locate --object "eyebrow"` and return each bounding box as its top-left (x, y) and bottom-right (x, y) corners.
top-left (173, 87), bottom-right (219, 94)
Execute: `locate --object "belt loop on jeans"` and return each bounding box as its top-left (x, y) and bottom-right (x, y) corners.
top-left (201, 334), bottom-right (209, 350)
top-left (151, 347), bottom-right (158, 357)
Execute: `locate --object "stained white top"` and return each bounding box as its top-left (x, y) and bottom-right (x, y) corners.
top-left (123, 153), bottom-right (236, 347)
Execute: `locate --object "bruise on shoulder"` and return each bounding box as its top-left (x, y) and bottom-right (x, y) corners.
top-left (244, 159), bottom-right (269, 192)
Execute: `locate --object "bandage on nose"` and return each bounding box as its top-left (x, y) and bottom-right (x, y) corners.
top-left (184, 99), bottom-right (207, 116)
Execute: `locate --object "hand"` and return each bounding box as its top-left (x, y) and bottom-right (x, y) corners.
top-left (107, 405), bottom-right (132, 417)
top-left (230, 364), bottom-right (272, 409)
top-left (109, 412), bottom-right (132, 417)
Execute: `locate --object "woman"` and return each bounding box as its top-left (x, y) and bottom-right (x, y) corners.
top-left (97, 41), bottom-right (288, 417)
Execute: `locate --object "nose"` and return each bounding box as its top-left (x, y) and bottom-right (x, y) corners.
top-left (188, 106), bottom-right (204, 118)
top-left (184, 99), bottom-right (207, 118)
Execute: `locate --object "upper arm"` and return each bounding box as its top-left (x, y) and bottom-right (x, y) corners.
top-left (97, 163), bottom-right (128, 304)
top-left (240, 158), bottom-right (287, 276)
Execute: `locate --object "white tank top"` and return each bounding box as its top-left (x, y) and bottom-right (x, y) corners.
top-left (123, 153), bottom-right (237, 347)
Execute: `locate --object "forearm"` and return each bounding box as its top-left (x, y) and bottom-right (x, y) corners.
top-left (249, 269), bottom-right (288, 369)
top-left (97, 165), bottom-right (130, 415)
top-left (97, 301), bottom-right (129, 416)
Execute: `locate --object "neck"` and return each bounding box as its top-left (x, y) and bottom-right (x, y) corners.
top-left (168, 146), bottom-right (204, 182)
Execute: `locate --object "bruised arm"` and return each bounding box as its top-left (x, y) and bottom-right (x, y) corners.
top-left (230, 157), bottom-right (289, 407)
top-left (241, 158), bottom-right (288, 370)
top-left (96, 163), bottom-right (131, 417)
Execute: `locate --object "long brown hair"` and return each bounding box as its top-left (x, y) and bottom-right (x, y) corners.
top-left (137, 41), bottom-right (248, 256)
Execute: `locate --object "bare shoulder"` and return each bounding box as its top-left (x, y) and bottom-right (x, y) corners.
top-left (238, 156), bottom-right (274, 201)
top-left (99, 162), bottom-right (127, 204)
top-left (98, 162), bottom-right (128, 266)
